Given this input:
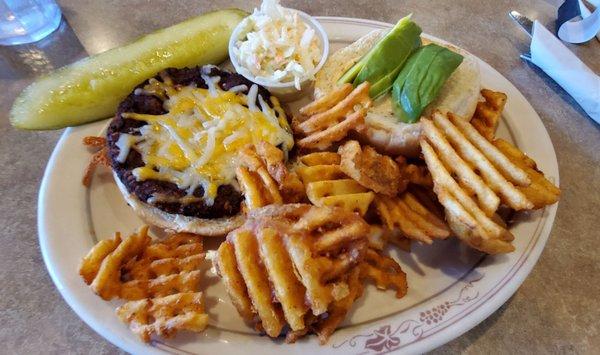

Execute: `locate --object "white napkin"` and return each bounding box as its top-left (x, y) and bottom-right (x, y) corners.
top-left (558, 0), bottom-right (600, 43)
top-left (531, 21), bottom-right (600, 123)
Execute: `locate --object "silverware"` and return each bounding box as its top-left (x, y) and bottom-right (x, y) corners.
top-left (508, 11), bottom-right (534, 62)
top-left (509, 10), bottom-right (534, 37)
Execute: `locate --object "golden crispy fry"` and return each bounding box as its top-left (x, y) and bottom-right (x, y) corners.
top-left (360, 249), bottom-right (407, 298)
top-left (214, 242), bottom-right (255, 322)
top-left (390, 234), bottom-right (412, 252)
top-left (300, 151), bottom-right (340, 166)
top-left (85, 226), bottom-right (151, 300)
top-left (297, 109), bottom-right (366, 150)
top-left (421, 110), bottom-right (558, 254)
top-left (257, 227), bottom-right (308, 331)
top-left (237, 142), bottom-right (304, 211)
top-left (421, 140), bottom-right (515, 254)
top-left (339, 140), bottom-right (407, 196)
top-left (83, 136), bottom-right (107, 148)
top-left (80, 227), bottom-right (205, 300)
top-left (446, 113), bottom-right (530, 187)
top-left (116, 292), bottom-right (209, 342)
top-left (313, 267), bottom-right (363, 344)
top-left (255, 141), bottom-right (305, 203)
top-left (470, 89), bottom-right (507, 141)
top-left (395, 156), bottom-right (433, 187)
top-left (230, 229), bottom-right (286, 337)
top-left (422, 118), bottom-right (498, 214)
top-left (79, 233), bottom-right (122, 284)
top-left (366, 225), bottom-right (388, 251)
top-left (294, 82), bottom-right (372, 150)
top-left (297, 82), bottom-right (371, 134)
top-left (237, 166), bottom-right (281, 210)
top-left (493, 139), bottom-right (560, 208)
top-left (299, 84), bottom-right (354, 116)
top-left (424, 112), bottom-right (532, 211)
top-left (214, 204), bottom-right (369, 341)
top-left (82, 136), bottom-right (110, 187)
top-left (81, 228), bottom-right (208, 341)
top-left (297, 152), bottom-right (375, 216)
top-left (286, 267), bottom-right (364, 345)
top-left (120, 270), bottom-right (203, 300)
top-left (366, 225), bottom-right (412, 252)
top-left (374, 190), bottom-right (450, 244)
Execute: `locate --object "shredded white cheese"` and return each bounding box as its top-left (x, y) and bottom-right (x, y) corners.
top-left (122, 68), bottom-right (293, 203)
top-left (247, 84), bottom-right (259, 111)
top-left (202, 74), bottom-right (221, 97)
top-left (115, 134), bottom-right (140, 163)
top-left (228, 84), bottom-right (248, 93)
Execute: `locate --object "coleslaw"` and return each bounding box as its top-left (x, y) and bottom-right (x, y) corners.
top-left (232, 0), bottom-right (322, 90)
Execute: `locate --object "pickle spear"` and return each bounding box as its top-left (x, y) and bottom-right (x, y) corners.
top-left (10, 9), bottom-right (247, 130)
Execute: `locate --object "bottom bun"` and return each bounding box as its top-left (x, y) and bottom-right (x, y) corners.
top-left (354, 113), bottom-right (423, 157)
top-left (114, 172), bottom-right (244, 236)
top-left (315, 29), bottom-right (481, 158)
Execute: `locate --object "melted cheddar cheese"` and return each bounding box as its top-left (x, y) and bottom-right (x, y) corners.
top-left (120, 73), bottom-right (293, 205)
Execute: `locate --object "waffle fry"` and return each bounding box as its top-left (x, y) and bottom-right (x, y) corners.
top-left (470, 89), bottom-right (507, 141)
top-left (296, 152), bottom-right (375, 216)
top-left (423, 112), bottom-right (531, 212)
top-left (360, 249), bottom-right (407, 298)
top-left (213, 204), bottom-right (369, 340)
top-left (82, 136), bottom-right (110, 187)
top-left (374, 189), bottom-right (450, 244)
top-left (79, 233), bottom-right (122, 285)
top-left (116, 292), bottom-right (209, 342)
top-left (421, 111), bottom-right (558, 254)
top-left (339, 140), bottom-right (407, 196)
top-left (367, 225), bottom-right (412, 252)
top-left (294, 82), bottom-right (372, 150)
top-left (493, 139), bottom-right (560, 208)
top-left (79, 228), bottom-right (208, 341)
top-left (80, 227), bottom-right (205, 300)
top-left (83, 227), bottom-right (152, 300)
top-left (312, 267), bottom-right (364, 344)
top-left (237, 142), bottom-right (304, 211)
top-left (395, 156), bottom-right (433, 188)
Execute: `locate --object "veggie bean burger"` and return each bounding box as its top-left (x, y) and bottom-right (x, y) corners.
top-left (11, 0), bottom-right (560, 347)
top-left (107, 65), bottom-right (293, 235)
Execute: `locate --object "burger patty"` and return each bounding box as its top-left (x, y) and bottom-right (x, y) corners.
top-left (107, 66), bottom-right (274, 219)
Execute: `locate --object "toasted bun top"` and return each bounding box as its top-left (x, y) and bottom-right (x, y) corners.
top-left (315, 30), bottom-right (481, 157)
top-left (114, 172), bottom-right (244, 236)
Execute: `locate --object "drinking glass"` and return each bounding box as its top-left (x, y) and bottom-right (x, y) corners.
top-left (0, 0), bottom-right (62, 45)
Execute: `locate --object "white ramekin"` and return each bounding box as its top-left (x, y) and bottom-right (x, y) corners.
top-left (228, 9), bottom-right (329, 102)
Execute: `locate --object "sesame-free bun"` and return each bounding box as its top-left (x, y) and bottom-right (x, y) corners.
top-left (314, 30), bottom-right (481, 157)
top-left (114, 172), bottom-right (244, 236)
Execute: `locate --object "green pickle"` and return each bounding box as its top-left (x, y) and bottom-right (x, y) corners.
top-left (392, 44), bottom-right (463, 123)
top-left (10, 9), bottom-right (247, 130)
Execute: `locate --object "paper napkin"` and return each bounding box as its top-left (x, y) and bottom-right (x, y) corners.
top-left (531, 20), bottom-right (600, 123)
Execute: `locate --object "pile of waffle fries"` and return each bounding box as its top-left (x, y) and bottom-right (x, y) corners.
top-left (79, 84), bottom-right (560, 343)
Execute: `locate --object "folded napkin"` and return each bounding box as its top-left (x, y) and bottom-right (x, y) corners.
top-left (531, 20), bottom-right (600, 123)
top-left (557, 0), bottom-right (600, 43)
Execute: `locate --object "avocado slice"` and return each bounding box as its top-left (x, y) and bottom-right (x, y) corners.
top-left (338, 15), bottom-right (422, 98)
top-left (392, 44), bottom-right (463, 123)
top-left (354, 16), bottom-right (422, 97)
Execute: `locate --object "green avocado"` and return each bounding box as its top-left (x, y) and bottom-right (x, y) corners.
top-left (392, 44), bottom-right (463, 123)
top-left (338, 15), bottom-right (422, 98)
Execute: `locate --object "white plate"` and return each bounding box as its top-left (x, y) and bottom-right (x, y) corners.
top-left (38, 17), bottom-right (559, 354)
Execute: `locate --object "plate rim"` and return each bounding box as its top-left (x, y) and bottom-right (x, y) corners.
top-left (37, 16), bottom-right (559, 355)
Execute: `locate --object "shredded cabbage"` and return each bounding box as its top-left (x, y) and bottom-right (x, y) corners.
top-left (233, 0), bottom-right (321, 90)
